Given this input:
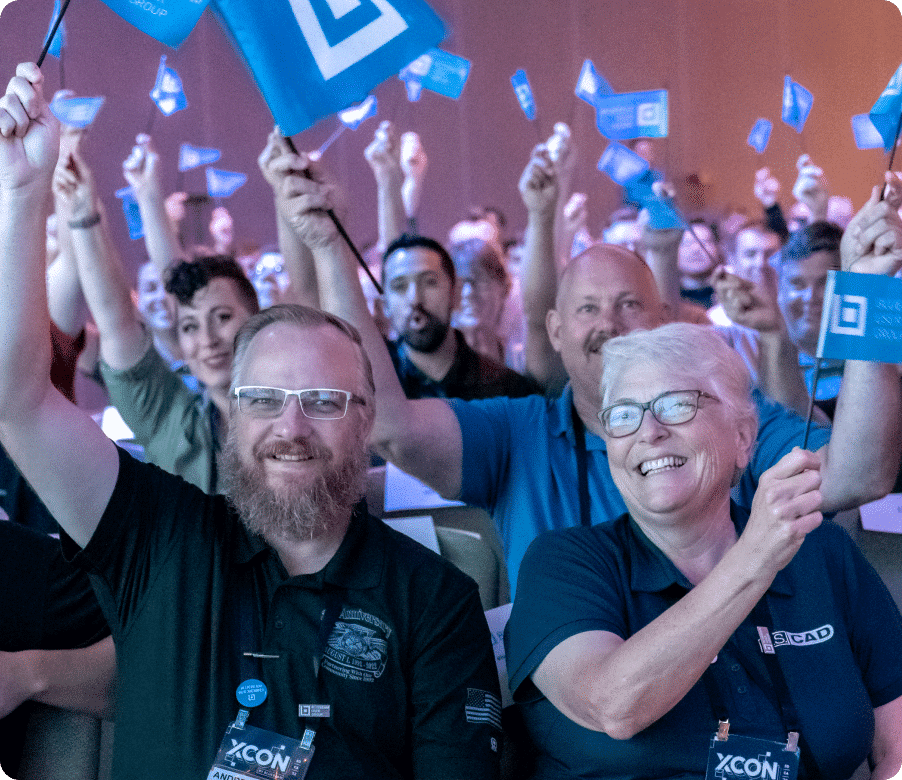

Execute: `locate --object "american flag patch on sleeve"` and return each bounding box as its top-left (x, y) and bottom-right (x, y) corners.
top-left (465, 688), bottom-right (502, 731)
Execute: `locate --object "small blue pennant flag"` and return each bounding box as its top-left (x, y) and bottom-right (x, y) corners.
top-left (50, 96), bottom-right (105, 128)
top-left (338, 94), bottom-right (378, 129)
top-left (781, 75), bottom-right (814, 133)
top-left (869, 62), bottom-right (902, 152)
top-left (511, 69), bottom-right (536, 121)
top-left (211, 0), bottom-right (445, 136)
top-left (597, 142), bottom-right (650, 185)
top-left (747, 119), bottom-right (772, 154)
top-left (817, 270), bottom-right (902, 362)
top-left (595, 89), bottom-right (668, 140)
top-left (96, 0), bottom-right (209, 48)
top-left (150, 56), bottom-right (188, 117)
top-left (622, 168), bottom-right (662, 208)
top-left (178, 143), bottom-right (222, 172)
top-left (574, 59), bottom-right (613, 108)
top-left (642, 191), bottom-right (685, 230)
top-left (115, 186), bottom-right (144, 240)
top-left (43, 0), bottom-right (66, 58)
top-left (851, 114), bottom-right (885, 150)
top-left (206, 168), bottom-right (247, 198)
top-left (400, 48), bottom-right (470, 100)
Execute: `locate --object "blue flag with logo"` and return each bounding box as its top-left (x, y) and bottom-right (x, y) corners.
top-left (597, 142), bottom-right (650, 185)
top-left (852, 114), bottom-right (885, 150)
top-left (747, 119), bottom-right (772, 154)
top-left (781, 75), bottom-right (813, 133)
top-left (50, 96), bottom-right (105, 128)
top-left (869, 62), bottom-right (902, 152)
top-left (178, 143), bottom-right (221, 172)
top-left (150, 56), bottom-right (188, 116)
top-left (96, 0), bottom-right (209, 47)
top-left (816, 270), bottom-right (902, 362)
top-left (511, 69), bottom-right (536, 121)
top-left (206, 168), bottom-right (247, 198)
top-left (43, 0), bottom-right (65, 58)
top-left (115, 186), bottom-right (144, 240)
top-left (595, 89), bottom-right (668, 140)
top-left (338, 95), bottom-right (378, 129)
top-left (211, 0), bottom-right (445, 136)
top-left (575, 59), bottom-right (613, 108)
top-left (399, 48), bottom-right (469, 100)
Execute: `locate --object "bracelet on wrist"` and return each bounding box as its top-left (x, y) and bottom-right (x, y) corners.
top-left (68, 212), bottom-right (102, 230)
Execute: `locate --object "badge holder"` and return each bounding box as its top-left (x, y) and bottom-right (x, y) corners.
top-left (704, 721), bottom-right (800, 780)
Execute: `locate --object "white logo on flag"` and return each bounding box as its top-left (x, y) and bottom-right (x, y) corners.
top-left (637, 102), bottom-right (660, 126)
top-left (289, 0), bottom-right (409, 81)
top-left (830, 293), bottom-right (867, 336)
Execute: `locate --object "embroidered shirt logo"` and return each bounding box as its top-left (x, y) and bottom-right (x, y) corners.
top-left (322, 608), bottom-right (391, 682)
top-left (767, 624), bottom-right (834, 649)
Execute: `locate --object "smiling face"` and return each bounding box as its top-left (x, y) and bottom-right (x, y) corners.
top-left (383, 246), bottom-right (456, 353)
top-left (224, 322), bottom-right (373, 541)
top-left (677, 223), bottom-right (719, 279)
top-left (176, 276), bottom-right (255, 392)
top-left (547, 247), bottom-right (666, 408)
top-left (603, 361), bottom-right (753, 529)
top-left (136, 262), bottom-right (175, 331)
top-left (732, 226), bottom-right (780, 284)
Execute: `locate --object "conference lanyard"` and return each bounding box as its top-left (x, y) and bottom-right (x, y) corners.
top-left (571, 403), bottom-right (593, 528)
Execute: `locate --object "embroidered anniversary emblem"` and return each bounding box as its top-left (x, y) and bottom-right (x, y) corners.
top-left (322, 608), bottom-right (391, 682)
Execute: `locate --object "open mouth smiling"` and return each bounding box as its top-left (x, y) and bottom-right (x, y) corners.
top-left (639, 456), bottom-right (687, 476)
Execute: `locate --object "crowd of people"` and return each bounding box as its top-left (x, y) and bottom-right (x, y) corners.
top-left (1, 58), bottom-right (902, 780)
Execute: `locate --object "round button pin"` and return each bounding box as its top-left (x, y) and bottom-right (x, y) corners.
top-left (236, 679), bottom-right (268, 708)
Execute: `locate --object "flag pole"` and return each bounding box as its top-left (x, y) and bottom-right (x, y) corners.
top-left (37, 0), bottom-right (72, 67)
top-left (281, 135), bottom-right (384, 296)
top-left (801, 358), bottom-right (823, 450)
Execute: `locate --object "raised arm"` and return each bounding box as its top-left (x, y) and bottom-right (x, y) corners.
top-left (275, 152), bottom-right (464, 498)
top-left (122, 134), bottom-right (187, 275)
top-left (54, 145), bottom-right (149, 371)
top-left (257, 128), bottom-right (319, 308)
top-left (532, 449), bottom-right (822, 737)
top-left (364, 120), bottom-right (406, 252)
top-left (819, 180), bottom-right (902, 510)
top-left (518, 144), bottom-right (564, 388)
top-left (0, 63), bottom-right (118, 548)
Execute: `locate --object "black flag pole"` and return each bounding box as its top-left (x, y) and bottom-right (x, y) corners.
top-left (37, 0), bottom-right (73, 67)
top-left (801, 358), bottom-right (823, 450)
top-left (281, 134), bottom-right (384, 296)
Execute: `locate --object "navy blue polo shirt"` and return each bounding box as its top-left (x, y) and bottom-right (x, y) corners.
top-left (505, 505), bottom-right (902, 780)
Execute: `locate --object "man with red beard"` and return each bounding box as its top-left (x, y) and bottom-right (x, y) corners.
top-left (0, 64), bottom-right (501, 780)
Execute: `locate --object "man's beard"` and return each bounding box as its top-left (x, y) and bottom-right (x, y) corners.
top-left (221, 428), bottom-right (368, 543)
top-left (399, 306), bottom-right (450, 353)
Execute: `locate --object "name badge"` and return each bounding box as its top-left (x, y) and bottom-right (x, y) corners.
top-left (705, 731), bottom-right (799, 780)
top-left (208, 722), bottom-right (314, 780)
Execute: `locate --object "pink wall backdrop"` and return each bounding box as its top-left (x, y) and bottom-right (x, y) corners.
top-left (0, 0), bottom-right (900, 271)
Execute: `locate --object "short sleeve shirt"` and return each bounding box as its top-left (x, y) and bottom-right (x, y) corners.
top-left (504, 507), bottom-right (902, 780)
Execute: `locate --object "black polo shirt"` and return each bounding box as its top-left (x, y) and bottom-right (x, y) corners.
top-left (1, 522), bottom-right (109, 776)
top-left (506, 505), bottom-right (902, 780)
top-left (65, 448), bottom-right (501, 780)
top-left (386, 330), bottom-right (540, 400)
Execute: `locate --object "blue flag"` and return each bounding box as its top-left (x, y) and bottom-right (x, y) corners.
top-left (399, 48), bottom-right (469, 100)
top-left (206, 168), bottom-right (247, 198)
top-left (574, 59), bottom-right (613, 108)
top-left (338, 95), bottom-right (378, 129)
top-left (150, 56), bottom-right (188, 117)
top-left (43, 0), bottom-right (65, 58)
top-left (597, 142), bottom-right (650, 185)
top-left (623, 168), bottom-right (662, 209)
top-left (781, 75), bottom-right (813, 133)
top-left (852, 114), bottom-right (885, 150)
top-left (50, 96), bottom-right (105, 128)
top-left (595, 89), bottom-right (668, 140)
top-left (115, 187), bottom-right (144, 240)
top-left (178, 143), bottom-right (222, 172)
top-left (747, 119), bottom-right (772, 154)
top-left (817, 270), bottom-right (902, 362)
top-left (869, 62), bottom-right (902, 152)
top-left (211, 0), bottom-right (445, 136)
top-left (642, 191), bottom-right (686, 230)
top-left (511, 69), bottom-right (536, 121)
top-left (96, 0), bottom-right (209, 47)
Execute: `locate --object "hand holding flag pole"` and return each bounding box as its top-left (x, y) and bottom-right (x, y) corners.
top-left (37, 0), bottom-right (73, 67)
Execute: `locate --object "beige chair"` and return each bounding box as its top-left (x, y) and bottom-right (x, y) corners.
top-left (435, 526), bottom-right (504, 611)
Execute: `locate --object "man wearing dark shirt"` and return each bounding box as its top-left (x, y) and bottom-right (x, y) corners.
top-left (382, 234), bottom-right (539, 400)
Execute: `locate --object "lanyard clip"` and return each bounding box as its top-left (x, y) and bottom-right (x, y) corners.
top-left (785, 731), bottom-right (799, 752)
top-left (716, 720), bottom-right (730, 741)
top-left (234, 709), bottom-right (249, 729)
